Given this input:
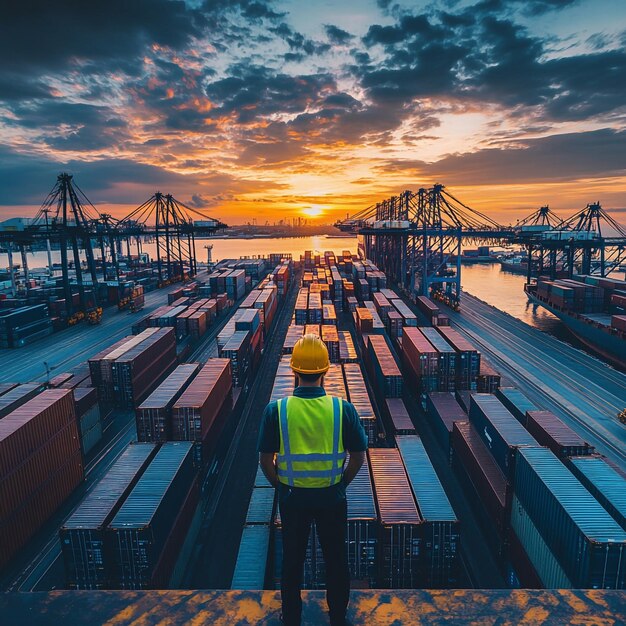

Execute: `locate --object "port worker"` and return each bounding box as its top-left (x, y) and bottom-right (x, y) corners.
top-left (258, 334), bottom-right (367, 626)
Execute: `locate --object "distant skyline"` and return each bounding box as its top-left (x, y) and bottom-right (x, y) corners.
top-left (1, 0), bottom-right (625, 224)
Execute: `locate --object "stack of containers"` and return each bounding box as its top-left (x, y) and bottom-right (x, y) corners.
top-left (322, 303), bottom-right (337, 325)
top-left (112, 328), bottom-right (177, 407)
top-left (321, 324), bottom-right (340, 362)
top-left (323, 364), bottom-right (347, 399)
top-left (283, 324), bottom-right (304, 354)
top-left (338, 331), bottom-right (358, 363)
top-left (106, 442), bottom-right (198, 589)
top-left (220, 330), bottom-right (251, 387)
top-left (226, 269), bottom-right (246, 300)
top-left (369, 448), bottom-right (422, 588)
top-left (362, 302), bottom-right (385, 333)
top-left (217, 310), bottom-right (245, 352)
top-left (435, 327), bottom-right (480, 391)
top-left (172, 359), bottom-right (233, 463)
top-left (425, 392), bottom-right (467, 453)
top-left (304, 324), bottom-right (320, 338)
top-left (385, 398), bottom-right (415, 436)
top-left (387, 310), bottom-right (403, 339)
top-left (354, 308), bottom-right (374, 336)
top-left (525, 410), bottom-right (594, 458)
top-left (343, 363), bottom-right (377, 446)
top-left (416, 296), bottom-right (439, 325)
top-left (390, 299), bottom-right (417, 330)
top-left (60, 443), bottom-right (158, 589)
top-left (567, 456), bottom-right (626, 530)
top-left (0, 390), bottom-right (84, 569)
top-left (89, 332), bottom-right (155, 404)
top-left (495, 387), bottom-right (538, 424)
top-left (0, 383), bottom-right (43, 419)
top-left (367, 334), bottom-right (403, 398)
top-left (73, 387), bottom-right (102, 456)
top-left (512, 446), bottom-right (626, 588)
top-left (294, 288), bottom-right (308, 325)
top-left (396, 436), bottom-right (460, 587)
top-left (400, 327), bottom-right (438, 393)
top-left (419, 327), bottom-right (456, 392)
top-left (451, 421), bottom-right (510, 541)
top-left (135, 363), bottom-right (200, 442)
top-left (344, 459), bottom-right (378, 586)
top-left (372, 292), bottom-right (393, 323)
top-left (476, 360), bottom-right (501, 393)
top-left (331, 267), bottom-right (343, 311)
top-left (468, 394), bottom-right (539, 479)
top-left (188, 311), bottom-right (207, 339)
top-left (307, 291), bottom-right (323, 324)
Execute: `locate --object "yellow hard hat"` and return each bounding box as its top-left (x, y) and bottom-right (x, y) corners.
top-left (290, 333), bottom-right (330, 374)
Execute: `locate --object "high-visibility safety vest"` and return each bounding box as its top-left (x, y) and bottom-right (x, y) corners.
top-left (277, 395), bottom-right (346, 488)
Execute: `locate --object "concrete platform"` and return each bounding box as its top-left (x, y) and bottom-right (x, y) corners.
top-left (2, 589), bottom-right (625, 625)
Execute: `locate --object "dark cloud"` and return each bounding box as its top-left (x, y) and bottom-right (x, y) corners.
top-left (514, 0), bottom-right (581, 16)
top-left (385, 129), bottom-right (626, 185)
top-left (270, 22), bottom-right (332, 57)
top-left (324, 25), bottom-right (354, 45)
top-left (205, 64), bottom-right (336, 123)
top-left (1, 1), bottom-right (206, 75)
top-left (0, 146), bottom-right (190, 205)
top-left (355, 8), bottom-right (626, 122)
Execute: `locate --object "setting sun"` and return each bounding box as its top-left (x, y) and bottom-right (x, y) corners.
top-left (301, 206), bottom-right (324, 218)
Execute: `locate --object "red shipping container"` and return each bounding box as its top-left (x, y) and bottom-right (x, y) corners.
top-left (172, 359), bottom-right (232, 441)
top-left (611, 315), bottom-right (626, 332)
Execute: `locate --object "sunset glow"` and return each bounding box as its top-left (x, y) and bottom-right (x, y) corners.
top-left (1, 1), bottom-right (625, 225)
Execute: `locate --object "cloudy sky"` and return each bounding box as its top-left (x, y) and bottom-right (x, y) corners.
top-left (1, 0), bottom-right (625, 224)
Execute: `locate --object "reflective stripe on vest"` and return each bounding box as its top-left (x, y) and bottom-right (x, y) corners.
top-left (277, 394), bottom-right (346, 488)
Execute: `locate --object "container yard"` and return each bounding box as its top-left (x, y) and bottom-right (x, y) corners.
top-left (1, 247), bottom-right (625, 612)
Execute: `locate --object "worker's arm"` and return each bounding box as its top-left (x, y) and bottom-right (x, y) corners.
top-left (259, 452), bottom-right (280, 488)
top-left (342, 450), bottom-right (365, 487)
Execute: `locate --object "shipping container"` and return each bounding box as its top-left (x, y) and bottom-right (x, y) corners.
top-left (435, 326), bottom-right (480, 390)
top-left (60, 443), bottom-right (158, 589)
top-left (525, 410), bottom-right (594, 458)
top-left (106, 442), bottom-right (198, 589)
top-left (400, 327), bottom-right (439, 393)
top-left (476, 360), bottom-right (502, 393)
top-left (283, 324), bottom-right (304, 354)
top-left (343, 363), bottom-right (377, 446)
top-left (495, 387), bottom-right (538, 424)
top-left (323, 363), bottom-right (347, 399)
top-left (425, 392), bottom-right (466, 453)
top-left (0, 390), bottom-right (83, 569)
top-left (369, 448), bottom-right (422, 588)
top-left (112, 328), bottom-right (177, 407)
top-left (245, 487), bottom-right (276, 525)
top-left (419, 327), bottom-right (456, 392)
top-left (0, 383), bottom-right (44, 419)
top-left (451, 421), bottom-right (509, 538)
top-left (567, 456), bottom-right (626, 530)
top-left (396, 436), bottom-right (460, 587)
top-left (468, 394), bottom-right (538, 478)
top-left (172, 359), bottom-right (232, 442)
top-left (338, 330), bottom-right (358, 363)
top-left (513, 447), bottom-right (626, 588)
top-left (385, 397), bottom-right (415, 436)
top-left (367, 334), bottom-right (403, 398)
top-left (136, 363), bottom-right (201, 442)
top-left (231, 525), bottom-right (270, 589)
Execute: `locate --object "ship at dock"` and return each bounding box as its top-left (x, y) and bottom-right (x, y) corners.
top-left (524, 274), bottom-right (626, 370)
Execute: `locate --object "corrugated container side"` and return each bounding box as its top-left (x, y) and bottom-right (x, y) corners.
top-left (369, 448), bottom-right (422, 588)
top-left (525, 410), bottom-right (594, 457)
top-left (425, 392), bottom-right (466, 453)
top-left (514, 447), bottom-right (626, 588)
top-left (495, 387), bottom-right (538, 424)
top-left (60, 443), bottom-right (158, 589)
top-left (468, 393), bottom-right (538, 478)
top-left (396, 436), bottom-right (460, 587)
top-left (567, 456), bottom-right (626, 531)
top-left (231, 525), bottom-right (270, 589)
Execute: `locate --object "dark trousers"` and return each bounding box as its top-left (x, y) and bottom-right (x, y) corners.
top-left (279, 496), bottom-right (350, 626)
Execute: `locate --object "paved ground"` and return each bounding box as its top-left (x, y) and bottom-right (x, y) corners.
top-left (2, 589), bottom-right (624, 625)
top-left (0, 284), bottom-right (184, 383)
top-left (451, 292), bottom-right (626, 470)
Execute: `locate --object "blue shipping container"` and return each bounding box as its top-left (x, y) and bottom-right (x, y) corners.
top-left (514, 447), bottom-right (626, 588)
top-left (231, 525), bottom-right (270, 589)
